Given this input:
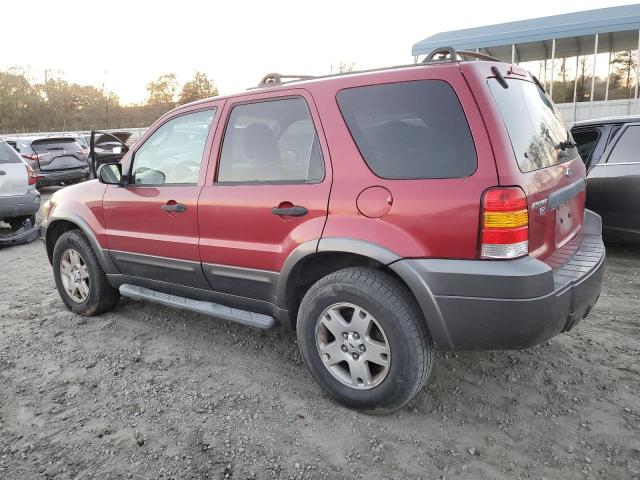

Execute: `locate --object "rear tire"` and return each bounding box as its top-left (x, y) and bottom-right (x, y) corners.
top-left (296, 267), bottom-right (434, 414)
top-left (52, 230), bottom-right (120, 316)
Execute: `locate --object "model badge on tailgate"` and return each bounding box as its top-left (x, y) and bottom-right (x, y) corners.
top-left (532, 198), bottom-right (548, 215)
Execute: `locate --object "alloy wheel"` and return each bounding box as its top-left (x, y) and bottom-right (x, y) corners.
top-left (315, 302), bottom-right (391, 390)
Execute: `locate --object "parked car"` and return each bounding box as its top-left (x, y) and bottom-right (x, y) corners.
top-left (0, 138), bottom-right (40, 230)
top-left (4, 136), bottom-right (90, 187)
top-left (571, 116), bottom-right (640, 244)
top-left (41, 48), bottom-right (605, 413)
top-left (86, 131), bottom-right (131, 176)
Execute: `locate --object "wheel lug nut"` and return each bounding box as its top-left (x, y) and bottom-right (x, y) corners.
top-left (359, 345), bottom-right (366, 352)
top-left (353, 332), bottom-right (360, 339)
top-left (352, 353), bottom-right (359, 360)
top-left (341, 345), bottom-right (348, 352)
top-left (342, 332), bottom-right (348, 339)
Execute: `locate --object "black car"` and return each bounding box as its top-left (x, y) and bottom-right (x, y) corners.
top-left (571, 116), bottom-right (640, 244)
top-left (4, 136), bottom-right (90, 188)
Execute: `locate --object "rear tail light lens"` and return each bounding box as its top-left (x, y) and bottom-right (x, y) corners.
top-left (480, 187), bottom-right (528, 259)
top-left (25, 164), bottom-right (37, 185)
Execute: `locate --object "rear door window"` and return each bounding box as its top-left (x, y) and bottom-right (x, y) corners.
top-left (572, 128), bottom-right (600, 164)
top-left (337, 80), bottom-right (477, 179)
top-left (217, 98), bottom-right (324, 183)
top-left (488, 78), bottom-right (576, 172)
top-left (0, 141), bottom-right (21, 164)
top-left (607, 125), bottom-right (640, 164)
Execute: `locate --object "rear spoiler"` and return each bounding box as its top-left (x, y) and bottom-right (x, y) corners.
top-left (31, 137), bottom-right (79, 145)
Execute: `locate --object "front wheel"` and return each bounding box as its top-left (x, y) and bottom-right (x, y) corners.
top-left (296, 267), bottom-right (434, 414)
top-left (52, 230), bottom-right (120, 315)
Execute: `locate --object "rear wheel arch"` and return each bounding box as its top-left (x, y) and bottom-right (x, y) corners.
top-left (278, 239), bottom-right (435, 338)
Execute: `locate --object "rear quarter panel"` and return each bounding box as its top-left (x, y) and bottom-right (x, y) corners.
top-left (308, 65), bottom-right (498, 259)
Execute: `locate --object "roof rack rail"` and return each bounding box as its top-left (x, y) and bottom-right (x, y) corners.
top-left (258, 73), bottom-right (315, 87)
top-left (423, 47), bottom-right (503, 63)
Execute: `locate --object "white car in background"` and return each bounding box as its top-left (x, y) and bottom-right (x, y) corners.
top-left (0, 138), bottom-right (40, 231)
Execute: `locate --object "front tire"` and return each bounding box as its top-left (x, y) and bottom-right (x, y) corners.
top-left (296, 267), bottom-right (433, 414)
top-left (52, 230), bottom-right (120, 315)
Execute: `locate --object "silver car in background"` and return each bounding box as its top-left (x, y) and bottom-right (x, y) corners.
top-left (0, 138), bottom-right (40, 230)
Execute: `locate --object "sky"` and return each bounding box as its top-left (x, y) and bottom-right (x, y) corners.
top-left (0, 0), bottom-right (636, 104)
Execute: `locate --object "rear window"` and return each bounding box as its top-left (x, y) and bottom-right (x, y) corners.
top-left (31, 138), bottom-right (84, 154)
top-left (337, 80), bottom-right (477, 179)
top-left (489, 78), bottom-right (575, 173)
top-left (0, 141), bottom-right (21, 164)
top-left (572, 128), bottom-right (600, 164)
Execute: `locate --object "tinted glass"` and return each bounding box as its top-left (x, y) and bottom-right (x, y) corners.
top-left (608, 125), bottom-right (640, 164)
top-left (336, 80), bottom-right (477, 179)
top-left (131, 109), bottom-right (215, 185)
top-left (31, 138), bottom-right (84, 154)
top-left (572, 129), bottom-right (600, 164)
top-left (489, 78), bottom-right (577, 172)
top-left (0, 141), bottom-right (21, 164)
top-left (218, 98), bottom-right (324, 183)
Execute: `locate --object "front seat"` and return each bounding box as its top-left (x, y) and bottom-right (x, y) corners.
top-left (240, 123), bottom-right (287, 181)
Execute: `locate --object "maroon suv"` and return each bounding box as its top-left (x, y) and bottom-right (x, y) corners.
top-left (41, 49), bottom-right (605, 413)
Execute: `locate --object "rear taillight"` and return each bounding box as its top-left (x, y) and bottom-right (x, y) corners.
top-left (25, 164), bottom-right (36, 185)
top-left (479, 187), bottom-right (528, 259)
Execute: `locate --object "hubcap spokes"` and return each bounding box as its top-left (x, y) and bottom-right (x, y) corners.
top-left (316, 303), bottom-right (390, 390)
top-left (60, 249), bottom-right (89, 303)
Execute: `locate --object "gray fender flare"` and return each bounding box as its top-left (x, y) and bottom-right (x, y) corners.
top-left (276, 237), bottom-right (447, 348)
top-left (45, 213), bottom-right (118, 274)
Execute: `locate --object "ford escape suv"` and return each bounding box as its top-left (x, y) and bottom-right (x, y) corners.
top-left (41, 49), bottom-right (605, 413)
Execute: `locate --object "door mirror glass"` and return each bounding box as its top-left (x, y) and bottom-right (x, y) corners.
top-left (97, 163), bottom-right (122, 185)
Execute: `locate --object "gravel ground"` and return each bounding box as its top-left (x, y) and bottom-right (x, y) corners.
top-left (0, 188), bottom-right (638, 480)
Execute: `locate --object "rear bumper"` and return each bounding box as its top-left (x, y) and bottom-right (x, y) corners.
top-left (36, 166), bottom-right (89, 186)
top-left (0, 190), bottom-right (41, 220)
top-left (391, 210), bottom-right (605, 351)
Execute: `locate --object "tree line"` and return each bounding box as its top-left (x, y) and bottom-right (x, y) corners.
top-left (535, 51), bottom-right (638, 104)
top-left (0, 69), bottom-right (218, 134)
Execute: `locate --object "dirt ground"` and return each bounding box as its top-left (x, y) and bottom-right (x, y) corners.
top-left (0, 188), bottom-right (639, 480)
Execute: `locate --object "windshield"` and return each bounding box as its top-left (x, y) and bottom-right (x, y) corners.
top-left (488, 78), bottom-right (577, 173)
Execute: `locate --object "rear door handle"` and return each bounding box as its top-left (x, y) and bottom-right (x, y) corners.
top-left (271, 205), bottom-right (308, 217)
top-left (161, 203), bottom-right (187, 213)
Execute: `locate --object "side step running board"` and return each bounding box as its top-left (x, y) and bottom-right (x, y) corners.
top-left (119, 284), bottom-right (275, 330)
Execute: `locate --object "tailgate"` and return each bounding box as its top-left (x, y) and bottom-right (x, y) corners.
top-left (483, 68), bottom-right (586, 261)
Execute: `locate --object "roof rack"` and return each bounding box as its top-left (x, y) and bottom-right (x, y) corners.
top-left (253, 47), bottom-right (503, 89)
top-left (258, 73), bottom-right (316, 87)
top-left (423, 46), bottom-right (503, 63)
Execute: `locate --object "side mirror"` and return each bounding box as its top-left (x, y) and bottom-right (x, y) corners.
top-left (97, 163), bottom-right (123, 185)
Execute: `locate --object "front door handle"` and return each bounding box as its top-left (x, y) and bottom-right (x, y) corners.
top-left (161, 203), bottom-right (187, 213)
top-left (271, 205), bottom-right (308, 217)
top-left (0, 171), bottom-right (6, 175)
